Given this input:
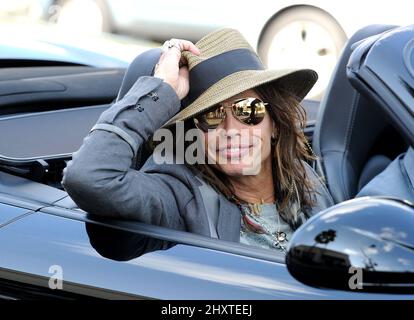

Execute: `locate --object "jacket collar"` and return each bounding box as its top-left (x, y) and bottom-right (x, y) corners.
top-left (216, 193), bottom-right (241, 242)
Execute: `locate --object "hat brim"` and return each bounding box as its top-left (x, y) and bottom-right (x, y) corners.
top-left (161, 68), bottom-right (318, 128)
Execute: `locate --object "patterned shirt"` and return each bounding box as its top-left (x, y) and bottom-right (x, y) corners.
top-left (239, 202), bottom-right (294, 252)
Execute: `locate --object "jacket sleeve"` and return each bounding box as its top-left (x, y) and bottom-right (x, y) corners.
top-left (356, 146), bottom-right (414, 202)
top-left (61, 76), bottom-right (185, 230)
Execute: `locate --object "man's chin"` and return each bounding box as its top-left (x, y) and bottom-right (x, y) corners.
top-left (218, 163), bottom-right (261, 177)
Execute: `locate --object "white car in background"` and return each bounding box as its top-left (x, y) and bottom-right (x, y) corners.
top-left (28, 0), bottom-right (414, 99)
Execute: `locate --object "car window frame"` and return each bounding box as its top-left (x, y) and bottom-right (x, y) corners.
top-left (38, 204), bottom-right (287, 265)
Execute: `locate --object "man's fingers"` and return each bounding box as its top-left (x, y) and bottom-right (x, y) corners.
top-left (157, 38), bottom-right (201, 72)
top-left (170, 38), bottom-right (200, 55)
top-left (158, 52), bottom-right (166, 63)
top-left (178, 65), bottom-right (189, 79)
top-left (181, 41), bottom-right (201, 55)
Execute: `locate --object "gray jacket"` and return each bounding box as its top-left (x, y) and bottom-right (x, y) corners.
top-left (357, 146), bottom-right (414, 202)
top-left (61, 76), bottom-right (335, 242)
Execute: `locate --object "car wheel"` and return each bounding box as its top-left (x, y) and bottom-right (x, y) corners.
top-left (52, 0), bottom-right (111, 35)
top-left (258, 6), bottom-right (347, 100)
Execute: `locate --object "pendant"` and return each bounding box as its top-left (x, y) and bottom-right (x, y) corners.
top-left (251, 203), bottom-right (261, 216)
top-left (275, 231), bottom-right (287, 242)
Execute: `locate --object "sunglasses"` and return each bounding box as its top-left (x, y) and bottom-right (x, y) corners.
top-left (193, 97), bottom-right (269, 132)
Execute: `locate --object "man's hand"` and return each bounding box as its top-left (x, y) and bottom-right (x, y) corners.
top-left (154, 38), bottom-right (200, 100)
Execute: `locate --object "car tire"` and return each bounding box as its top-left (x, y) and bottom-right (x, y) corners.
top-left (258, 6), bottom-right (347, 100)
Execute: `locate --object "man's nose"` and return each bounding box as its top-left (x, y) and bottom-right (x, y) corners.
top-left (221, 107), bottom-right (242, 130)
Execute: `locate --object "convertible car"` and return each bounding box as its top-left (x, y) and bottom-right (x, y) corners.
top-left (0, 24), bottom-right (413, 299)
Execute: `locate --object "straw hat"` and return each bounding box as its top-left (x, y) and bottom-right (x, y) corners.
top-left (161, 28), bottom-right (318, 128)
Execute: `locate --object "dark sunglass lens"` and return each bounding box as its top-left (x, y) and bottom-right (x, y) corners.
top-left (194, 106), bottom-right (226, 131)
top-left (233, 98), bottom-right (266, 125)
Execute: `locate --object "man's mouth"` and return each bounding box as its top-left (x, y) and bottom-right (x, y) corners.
top-left (217, 144), bottom-right (253, 159)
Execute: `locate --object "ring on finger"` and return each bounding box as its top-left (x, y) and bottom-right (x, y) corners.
top-left (163, 39), bottom-right (181, 52)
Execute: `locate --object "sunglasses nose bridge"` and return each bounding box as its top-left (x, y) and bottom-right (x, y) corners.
top-left (221, 105), bottom-right (244, 130)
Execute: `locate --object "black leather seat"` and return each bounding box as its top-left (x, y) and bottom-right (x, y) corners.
top-left (312, 24), bottom-right (409, 204)
top-left (116, 48), bottom-right (162, 101)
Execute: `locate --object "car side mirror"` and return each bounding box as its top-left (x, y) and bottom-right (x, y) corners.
top-left (286, 197), bottom-right (414, 293)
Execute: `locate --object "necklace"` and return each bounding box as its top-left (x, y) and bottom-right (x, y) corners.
top-left (250, 202), bottom-right (262, 216)
top-left (233, 197), bottom-right (289, 253)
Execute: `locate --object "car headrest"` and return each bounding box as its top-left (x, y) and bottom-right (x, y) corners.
top-left (116, 48), bottom-right (162, 102)
top-left (312, 24), bottom-right (399, 203)
top-left (347, 24), bottom-right (414, 147)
